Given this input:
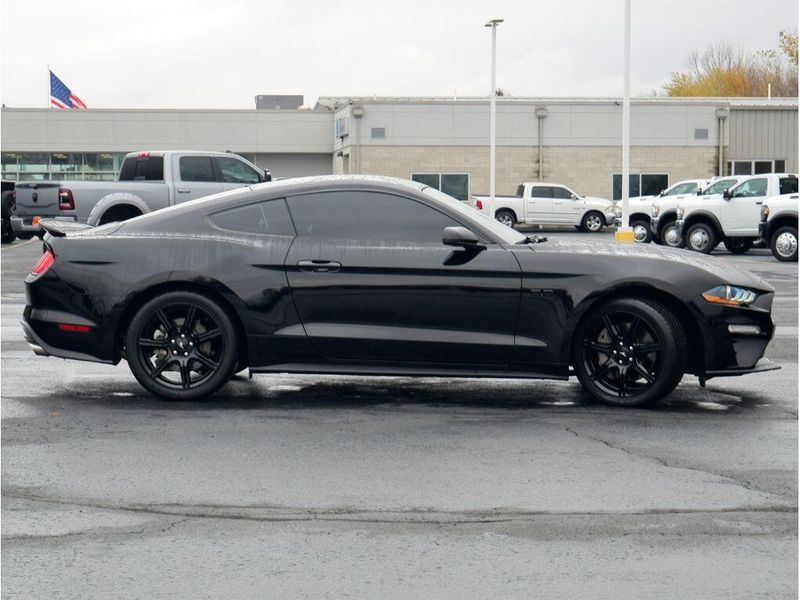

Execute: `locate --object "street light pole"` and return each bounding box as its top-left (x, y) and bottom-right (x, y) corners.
top-left (485, 19), bottom-right (503, 219)
top-left (616, 0), bottom-right (633, 242)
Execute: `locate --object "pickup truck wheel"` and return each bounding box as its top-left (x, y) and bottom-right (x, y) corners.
top-left (659, 221), bottom-right (684, 248)
top-left (685, 223), bottom-right (717, 254)
top-left (723, 237), bottom-right (753, 254)
top-left (581, 211), bottom-right (604, 232)
top-left (631, 219), bottom-right (653, 243)
top-left (495, 210), bottom-right (516, 228)
top-left (770, 226), bottom-right (798, 262)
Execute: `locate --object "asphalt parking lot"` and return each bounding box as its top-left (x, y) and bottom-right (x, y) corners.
top-left (1, 232), bottom-right (797, 599)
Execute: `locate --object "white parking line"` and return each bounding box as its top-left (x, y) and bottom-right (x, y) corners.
top-left (0, 238), bottom-right (36, 252)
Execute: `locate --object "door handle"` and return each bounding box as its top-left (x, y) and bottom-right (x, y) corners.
top-left (177, 188), bottom-right (191, 193)
top-left (297, 259), bottom-right (342, 273)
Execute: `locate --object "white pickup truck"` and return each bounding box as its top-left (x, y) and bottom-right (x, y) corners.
top-left (759, 192), bottom-right (799, 261)
top-left (469, 182), bottom-right (618, 232)
top-left (11, 150), bottom-right (270, 238)
top-left (648, 176), bottom-right (746, 247)
top-left (675, 173), bottom-right (799, 254)
top-left (626, 179), bottom-right (709, 244)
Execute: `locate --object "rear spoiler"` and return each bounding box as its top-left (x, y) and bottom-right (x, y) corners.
top-left (35, 220), bottom-right (94, 239)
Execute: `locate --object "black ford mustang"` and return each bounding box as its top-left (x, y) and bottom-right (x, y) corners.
top-left (22, 175), bottom-right (778, 406)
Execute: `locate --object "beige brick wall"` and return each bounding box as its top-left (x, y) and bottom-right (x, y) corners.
top-left (336, 145), bottom-right (720, 199)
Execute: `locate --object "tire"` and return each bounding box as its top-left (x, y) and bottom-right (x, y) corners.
top-left (495, 210), bottom-right (516, 228)
top-left (573, 298), bottom-right (686, 407)
top-left (685, 222), bottom-right (717, 254)
top-left (126, 291), bottom-right (238, 400)
top-left (99, 205), bottom-right (142, 225)
top-left (15, 232), bottom-right (34, 240)
top-left (581, 211), bottom-right (605, 233)
top-left (723, 237), bottom-right (753, 254)
top-left (1, 218), bottom-right (15, 244)
top-left (631, 219), bottom-right (653, 244)
top-left (770, 225), bottom-right (798, 262)
top-left (659, 221), bottom-right (684, 248)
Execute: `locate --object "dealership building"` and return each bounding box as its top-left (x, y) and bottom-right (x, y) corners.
top-left (1, 96), bottom-right (796, 200)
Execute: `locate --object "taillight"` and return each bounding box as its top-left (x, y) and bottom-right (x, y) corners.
top-left (58, 323), bottom-right (91, 333)
top-left (58, 188), bottom-right (75, 210)
top-left (476, 199), bottom-right (484, 210)
top-left (31, 248), bottom-right (55, 275)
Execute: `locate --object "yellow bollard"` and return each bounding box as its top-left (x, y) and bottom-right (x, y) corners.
top-left (615, 229), bottom-right (636, 243)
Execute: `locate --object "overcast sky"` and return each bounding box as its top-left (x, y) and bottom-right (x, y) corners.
top-left (1, 0), bottom-right (797, 109)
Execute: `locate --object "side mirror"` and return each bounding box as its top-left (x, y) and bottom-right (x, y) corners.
top-left (659, 190), bottom-right (666, 197)
top-left (723, 189), bottom-right (732, 200)
top-left (262, 169), bottom-right (272, 182)
top-left (571, 193), bottom-right (578, 200)
top-left (696, 189), bottom-right (703, 195)
top-left (443, 226), bottom-right (483, 249)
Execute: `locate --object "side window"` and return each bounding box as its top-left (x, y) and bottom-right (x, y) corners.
top-left (530, 186), bottom-right (553, 198)
top-left (551, 187), bottom-right (573, 200)
top-left (779, 177), bottom-right (798, 195)
top-left (287, 191), bottom-right (461, 243)
top-left (732, 178), bottom-right (768, 198)
top-left (703, 179), bottom-right (737, 195)
top-left (209, 199), bottom-right (295, 236)
top-left (180, 156), bottom-right (216, 182)
top-left (666, 182), bottom-right (697, 196)
top-left (119, 156), bottom-right (165, 181)
top-left (216, 157), bottom-right (261, 184)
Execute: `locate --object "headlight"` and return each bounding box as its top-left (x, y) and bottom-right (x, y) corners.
top-left (676, 206), bottom-right (684, 219)
top-left (651, 204), bottom-right (660, 218)
top-left (761, 205), bottom-right (770, 221)
top-left (701, 285), bottom-right (758, 307)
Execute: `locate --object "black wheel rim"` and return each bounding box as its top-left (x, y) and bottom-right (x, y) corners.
top-left (581, 310), bottom-right (662, 399)
top-left (136, 302), bottom-right (224, 390)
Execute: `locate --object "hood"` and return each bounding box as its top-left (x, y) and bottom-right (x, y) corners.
top-left (528, 238), bottom-right (773, 292)
top-left (583, 196), bottom-right (614, 207)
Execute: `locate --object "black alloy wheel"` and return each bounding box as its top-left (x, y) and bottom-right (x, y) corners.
top-left (126, 291), bottom-right (237, 400)
top-left (574, 298), bottom-right (686, 407)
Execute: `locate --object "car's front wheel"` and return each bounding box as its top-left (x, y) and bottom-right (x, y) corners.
top-left (126, 291), bottom-right (238, 400)
top-left (770, 226), bottom-right (798, 262)
top-left (573, 298), bottom-right (686, 407)
top-left (659, 221), bottom-right (684, 248)
top-left (631, 219), bottom-right (653, 243)
top-left (685, 222), bottom-right (717, 254)
top-left (581, 211), bottom-right (605, 232)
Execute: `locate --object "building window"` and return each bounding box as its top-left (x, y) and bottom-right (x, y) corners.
top-left (694, 128), bottom-right (709, 140)
top-left (411, 173), bottom-right (470, 201)
top-left (612, 173), bottom-right (668, 200)
top-left (1, 152), bottom-right (126, 181)
top-left (726, 159), bottom-right (787, 176)
top-left (371, 127), bottom-right (385, 139)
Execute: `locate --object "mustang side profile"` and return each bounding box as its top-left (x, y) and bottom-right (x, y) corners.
top-left (23, 175), bottom-right (778, 407)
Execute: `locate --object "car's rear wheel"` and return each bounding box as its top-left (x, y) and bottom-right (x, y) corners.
top-left (685, 222), bottom-right (717, 254)
top-left (581, 211), bottom-right (604, 232)
top-left (495, 210), bottom-right (516, 228)
top-left (723, 237), bottom-right (753, 254)
top-left (126, 291), bottom-right (238, 400)
top-left (631, 219), bottom-right (653, 243)
top-left (659, 221), bottom-right (684, 248)
top-left (573, 298), bottom-right (686, 407)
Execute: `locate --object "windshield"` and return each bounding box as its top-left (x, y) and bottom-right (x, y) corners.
top-left (421, 187), bottom-right (528, 245)
top-left (703, 178), bottom-right (737, 195)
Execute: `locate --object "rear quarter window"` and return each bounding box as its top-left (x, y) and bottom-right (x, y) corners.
top-left (779, 177), bottom-right (798, 195)
top-left (118, 155), bottom-right (164, 181)
top-left (209, 199), bottom-right (295, 236)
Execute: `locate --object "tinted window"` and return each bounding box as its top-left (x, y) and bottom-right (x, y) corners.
top-left (732, 178), bottom-right (768, 198)
top-left (779, 177), bottom-right (798, 195)
top-left (551, 187), bottom-right (573, 199)
top-left (411, 174), bottom-right (439, 188)
top-left (666, 182), bottom-right (698, 196)
top-left (641, 174), bottom-right (669, 197)
top-left (704, 179), bottom-right (737, 195)
top-left (287, 191), bottom-right (461, 243)
top-left (216, 157), bottom-right (261, 184)
top-left (119, 155), bottom-right (164, 181)
top-left (775, 160), bottom-right (786, 173)
top-left (180, 156), bottom-right (216, 182)
top-left (530, 186), bottom-right (553, 198)
top-left (440, 174), bottom-right (469, 201)
top-left (209, 199), bottom-right (295, 236)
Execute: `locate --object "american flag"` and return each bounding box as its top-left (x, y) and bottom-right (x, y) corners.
top-left (50, 70), bottom-right (87, 109)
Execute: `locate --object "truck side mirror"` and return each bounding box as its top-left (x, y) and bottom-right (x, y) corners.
top-left (262, 169), bottom-right (272, 182)
top-left (723, 189), bottom-right (732, 200)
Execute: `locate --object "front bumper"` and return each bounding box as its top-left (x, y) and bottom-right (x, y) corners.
top-left (705, 357), bottom-right (780, 380)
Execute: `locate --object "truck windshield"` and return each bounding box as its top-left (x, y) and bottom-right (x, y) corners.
top-left (119, 155), bottom-right (165, 181)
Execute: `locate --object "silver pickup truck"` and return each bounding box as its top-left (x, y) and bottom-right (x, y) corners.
top-left (12, 150), bottom-right (270, 237)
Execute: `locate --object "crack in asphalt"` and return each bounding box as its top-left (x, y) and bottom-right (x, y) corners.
top-left (2, 491), bottom-right (796, 527)
top-left (563, 425), bottom-right (766, 495)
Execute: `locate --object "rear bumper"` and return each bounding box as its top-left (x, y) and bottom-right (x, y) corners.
top-left (12, 215), bottom-right (77, 234)
top-left (21, 318), bottom-right (113, 364)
